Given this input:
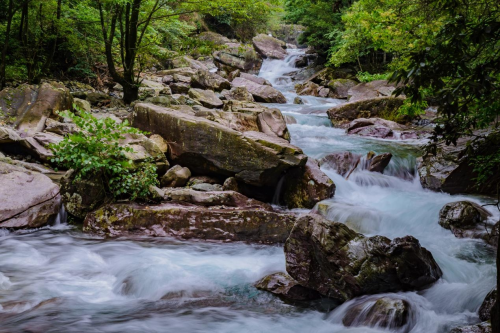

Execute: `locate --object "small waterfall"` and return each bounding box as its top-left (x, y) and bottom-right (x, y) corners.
top-left (272, 175), bottom-right (286, 205)
top-left (53, 205), bottom-right (67, 226)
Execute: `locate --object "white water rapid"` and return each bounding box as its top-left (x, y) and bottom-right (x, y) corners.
top-left (0, 49), bottom-right (497, 333)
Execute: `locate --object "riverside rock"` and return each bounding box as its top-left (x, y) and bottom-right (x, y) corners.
top-left (255, 272), bottom-right (321, 301)
top-left (84, 200), bottom-right (296, 242)
top-left (252, 34), bottom-right (287, 60)
top-left (221, 87), bottom-right (255, 102)
top-left (190, 70), bottom-right (231, 92)
top-left (449, 322), bottom-right (491, 333)
top-left (0, 161), bottom-right (61, 228)
top-left (133, 103), bottom-right (306, 188)
top-left (213, 43), bottom-right (263, 74)
top-left (328, 79), bottom-right (358, 99)
top-left (60, 170), bottom-right (106, 219)
top-left (284, 214), bottom-right (443, 302)
top-left (319, 151), bottom-right (361, 177)
top-left (232, 77), bottom-right (286, 103)
top-left (188, 89), bottom-right (223, 109)
top-left (438, 201), bottom-right (493, 242)
top-left (479, 287), bottom-right (496, 321)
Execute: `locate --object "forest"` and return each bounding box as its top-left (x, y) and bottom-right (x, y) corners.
top-left (0, 0), bottom-right (499, 332)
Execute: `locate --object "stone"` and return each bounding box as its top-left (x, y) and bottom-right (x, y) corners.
top-left (0, 82), bottom-right (73, 137)
top-left (327, 97), bottom-right (406, 127)
top-left (168, 56), bottom-right (208, 71)
top-left (190, 70), bottom-right (231, 92)
top-left (84, 201), bottom-right (296, 242)
top-left (60, 170), bottom-right (106, 219)
top-left (368, 153), bottom-right (392, 173)
top-left (213, 43), bottom-right (263, 74)
top-left (223, 177), bottom-right (239, 192)
top-left (198, 31), bottom-right (231, 45)
top-left (186, 176), bottom-right (221, 187)
top-left (252, 34), bottom-right (287, 60)
top-left (157, 67), bottom-right (197, 77)
top-left (232, 77), bottom-right (286, 103)
top-left (285, 214), bottom-right (443, 302)
top-left (191, 183), bottom-right (223, 192)
top-left (295, 81), bottom-right (321, 97)
top-left (149, 134), bottom-right (169, 154)
top-left (239, 73), bottom-right (272, 86)
top-left (449, 322), bottom-right (491, 333)
top-left (119, 132), bottom-right (170, 175)
top-left (281, 159), bottom-right (336, 209)
top-left (44, 118), bottom-right (77, 136)
top-left (163, 188), bottom-right (266, 208)
top-left (348, 80), bottom-right (399, 103)
top-left (73, 98), bottom-right (91, 112)
top-left (86, 92), bottom-right (110, 105)
top-left (327, 79), bottom-right (358, 99)
top-left (0, 161), bottom-right (61, 228)
top-left (255, 272), bottom-right (321, 301)
top-left (306, 67), bottom-right (353, 86)
top-left (479, 287), bottom-right (496, 321)
top-left (133, 103), bottom-right (307, 188)
top-left (161, 165), bottom-right (191, 187)
top-left (319, 151), bottom-right (361, 177)
top-left (188, 89), bottom-right (223, 109)
top-left (0, 126), bottom-right (22, 143)
top-left (170, 82), bottom-right (191, 94)
top-left (438, 201), bottom-right (492, 241)
top-left (284, 115), bottom-right (297, 124)
top-left (293, 97), bottom-right (304, 105)
top-left (342, 296), bottom-right (412, 330)
top-left (221, 87), bottom-right (255, 102)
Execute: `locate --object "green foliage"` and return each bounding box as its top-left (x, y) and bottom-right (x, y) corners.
top-left (356, 72), bottom-right (389, 83)
top-left (50, 107), bottom-right (158, 201)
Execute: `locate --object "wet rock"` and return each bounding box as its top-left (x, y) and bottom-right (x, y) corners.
top-left (191, 70), bottom-right (231, 92)
top-left (438, 201), bottom-right (492, 241)
top-left (133, 103), bottom-right (306, 188)
top-left (252, 34), bottom-right (287, 60)
top-left (319, 151), bottom-right (361, 177)
top-left (368, 153), bottom-right (392, 173)
top-left (342, 296), bottom-right (412, 330)
top-left (161, 165), bottom-right (191, 188)
top-left (295, 81), bottom-right (321, 97)
top-left (84, 201), bottom-right (296, 242)
top-left (348, 80), bottom-right (399, 103)
top-left (188, 89), bottom-right (223, 109)
top-left (213, 43), bottom-right (263, 75)
top-left (232, 77), bottom-right (286, 103)
top-left (285, 214), bottom-right (443, 302)
top-left (0, 82), bottom-right (73, 137)
top-left (327, 79), bottom-right (358, 99)
top-left (60, 170), bottom-right (106, 219)
top-left (293, 97), bottom-right (304, 105)
top-left (255, 272), bottom-right (321, 301)
top-left (284, 115), bottom-right (297, 124)
top-left (449, 322), bottom-right (491, 333)
top-left (327, 97), bottom-right (405, 127)
top-left (221, 87), bottom-right (255, 102)
top-left (281, 159), bottom-right (336, 209)
top-left (479, 287), bottom-right (496, 321)
top-left (0, 161), bottom-right (61, 228)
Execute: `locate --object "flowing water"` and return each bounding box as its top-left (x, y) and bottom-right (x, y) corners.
top-left (0, 50), bottom-right (497, 333)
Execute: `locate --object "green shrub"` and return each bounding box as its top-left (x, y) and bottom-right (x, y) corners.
top-left (50, 108), bottom-right (158, 201)
top-left (356, 72), bottom-right (390, 83)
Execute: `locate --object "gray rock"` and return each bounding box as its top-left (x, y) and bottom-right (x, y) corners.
top-left (252, 34), bottom-right (287, 60)
top-left (232, 77), bottom-right (286, 103)
top-left (161, 165), bottom-right (191, 187)
top-left (255, 272), bottom-right (321, 301)
top-left (188, 89), bottom-right (223, 109)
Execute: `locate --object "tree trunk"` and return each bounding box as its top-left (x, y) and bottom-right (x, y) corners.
top-left (122, 83), bottom-right (139, 104)
top-left (0, 0), bottom-right (14, 89)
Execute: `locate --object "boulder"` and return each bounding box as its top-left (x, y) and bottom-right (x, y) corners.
top-left (167, 56), bottom-right (208, 71)
top-left (368, 153), bottom-right (392, 173)
top-left (60, 170), bottom-right (106, 219)
top-left (190, 70), bottom-right (231, 92)
top-left (223, 177), bottom-right (239, 192)
top-left (0, 126), bottom-right (22, 143)
top-left (438, 201), bottom-right (493, 241)
top-left (221, 87), bottom-right (255, 102)
top-left (0, 161), bottom-right (61, 228)
top-left (479, 287), bottom-right (496, 321)
top-left (198, 31), bottom-right (231, 45)
top-left (348, 80), bottom-right (398, 103)
top-left (148, 134), bottom-right (169, 154)
top-left (133, 103), bottom-right (306, 188)
top-left (161, 165), bottom-right (191, 187)
top-left (306, 67), bottom-right (353, 86)
top-left (119, 132), bottom-right (170, 175)
top-left (285, 214), bottom-right (443, 302)
top-left (281, 159), bottom-right (336, 209)
top-left (157, 67), bottom-right (197, 77)
top-left (449, 322), bottom-right (491, 333)
top-left (239, 73), bottom-right (272, 86)
top-left (73, 98), bottom-right (91, 112)
top-left (252, 34), bottom-right (287, 60)
top-left (44, 119), bottom-right (77, 136)
top-left (84, 201), bottom-right (296, 242)
top-left (186, 175), bottom-right (221, 187)
top-left (213, 43), bottom-right (263, 74)
top-left (191, 183), bottom-right (223, 192)
top-left (163, 188), bottom-right (263, 208)
top-left (0, 82), bottom-right (73, 137)
top-left (232, 77), bottom-right (286, 103)
top-left (255, 272), bottom-right (321, 301)
top-left (295, 81), bottom-right (321, 97)
top-left (86, 92), bottom-right (110, 105)
top-left (327, 79), bottom-right (358, 99)
top-left (188, 88), bottom-right (223, 109)
top-left (293, 97), bottom-right (304, 105)
top-left (319, 151), bottom-right (361, 177)
top-left (342, 296), bottom-right (412, 330)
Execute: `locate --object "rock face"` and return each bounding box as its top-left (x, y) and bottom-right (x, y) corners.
top-left (342, 296), bottom-right (412, 330)
top-left (0, 161), bottom-right (61, 228)
top-left (133, 103), bottom-right (306, 188)
top-left (188, 88), bottom-right (223, 109)
top-left (438, 201), bottom-right (493, 242)
top-left (0, 82), bottom-right (73, 137)
top-left (284, 214), bottom-right (442, 302)
top-left (255, 272), bottom-right (321, 301)
top-left (281, 159), bottom-right (336, 209)
top-left (190, 70), bottom-right (231, 92)
top-left (417, 132), bottom-right (500, 196)
top-left (450, 322), bottom-right (491, 333)
top-left (479, 287), bottom-right (496, 321)
top-left (84, 200), bottom-right (296, 242)
top-left (231, 77), bottom-right (287, 103)
top-left (327, 97), bottom-right (405, 127)
top-left (252, 34), bottom-right (287, 60)
top-left (213, 43), bottom-right (263, 74)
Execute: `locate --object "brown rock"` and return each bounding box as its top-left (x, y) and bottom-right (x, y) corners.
top-left (252, 34), bottom-right (287, 60)
top-left (232, 77), bottom-right (286, 103)
top-left (255, 272), bottom-right (321, 301)
top-left (161, 165), bottom-right (191, 187)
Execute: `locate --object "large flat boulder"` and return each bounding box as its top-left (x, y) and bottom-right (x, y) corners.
top-left (133, 103), bottom-right (306, 187)
top-left (0, 82), bottom-right (73, 137)
top-left (285, 214), bottom-right (442, 302)
top-left (188, 88), bottom-right (223, 109)
top-left (348, 80), bottom-right (398, 103)
top-left (252, 34), bottom-right (287, 60)
top-left (232, 77), bottom-right (286, 103)
top-left (0, 161), bottom-right (61, 228)
top-left (213, 43), bottom-right (263, 75)
top-left (84, 201), bottom-right (296, 242)
top-left (190, 70), bottom-right (230, 92)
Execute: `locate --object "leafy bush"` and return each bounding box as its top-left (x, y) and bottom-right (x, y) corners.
top-left (50, 108), bottom-right (159, 201)
top-left (356, 71), bottom-right (389, 83)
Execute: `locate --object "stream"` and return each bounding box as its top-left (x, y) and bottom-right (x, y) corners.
top-left (0, 50), bottom-right (497, 333)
